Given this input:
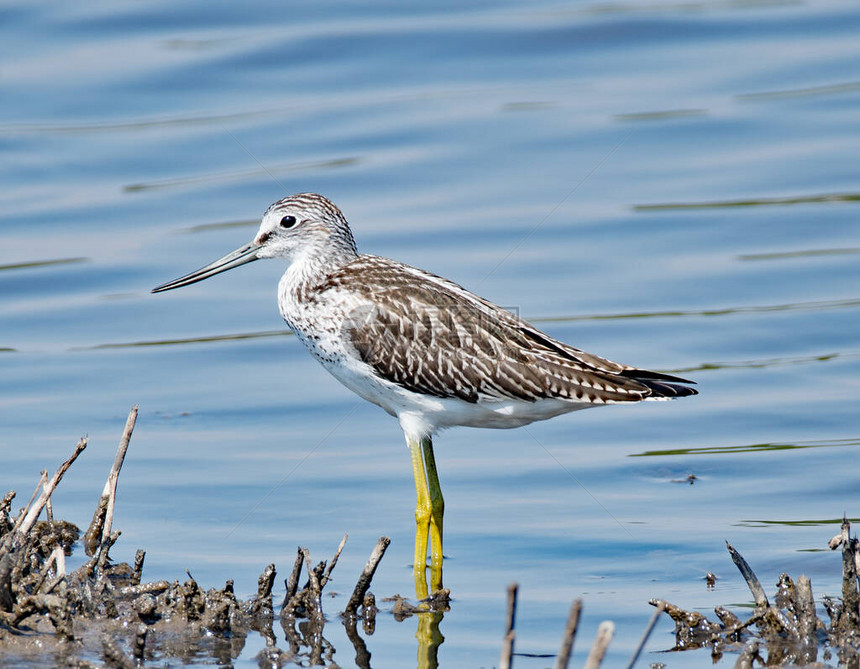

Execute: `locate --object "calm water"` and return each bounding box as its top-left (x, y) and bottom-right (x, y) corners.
top-left (3, 1), bottom-right (860, 666)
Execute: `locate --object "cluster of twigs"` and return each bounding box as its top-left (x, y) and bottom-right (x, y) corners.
top-left (651, 519), bottom-right (860, 666)
top-left (271, 534), bottom-right (390, 666)
top-left (498, 582), bottom-right (666, 669)
top-left (0, 407), bottom-right (394, 668)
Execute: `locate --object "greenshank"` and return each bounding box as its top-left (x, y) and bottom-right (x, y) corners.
top-left (153, 192), bottom-right (697, 597)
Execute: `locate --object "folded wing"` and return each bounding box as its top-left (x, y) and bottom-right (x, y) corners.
top-left (327, 256), bottom-right (697, 405)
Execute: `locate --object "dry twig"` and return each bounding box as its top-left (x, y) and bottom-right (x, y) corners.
top-left (584, 621), bottom-right (614, 669)
top-left (626, 600), bottom-right (663, 669)
top-left (14, 438), bottom-right (87, 542)
top-left (554, 598), bottom-right (582, 669)
top-left (85, 407), bottom-right (137, 568)
top-left (320, 532), bottom-right (348, 589)
top-left (726, 541), bottom-right (768, 608)
top-left (345, 536), bottom-right (390, 616)
top-left (499, 582), bottom-right (518, 669)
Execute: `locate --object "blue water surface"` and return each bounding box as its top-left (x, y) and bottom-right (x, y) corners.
top-left (2, 1), bottom-right (860, 666)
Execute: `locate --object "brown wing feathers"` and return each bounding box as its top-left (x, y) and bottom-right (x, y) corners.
top-left (329, 256), bottom-right (697, 404)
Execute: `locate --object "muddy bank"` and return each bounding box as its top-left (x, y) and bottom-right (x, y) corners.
top-left (0, 409), bottom-right (394, 667)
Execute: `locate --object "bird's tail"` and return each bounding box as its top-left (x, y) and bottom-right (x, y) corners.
top-left (620, 369), bottom-right (698, 399)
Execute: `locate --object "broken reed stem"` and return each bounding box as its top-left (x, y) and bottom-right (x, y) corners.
top-left (583, 621), bottom-right (614, 669)
top-left (721, 608), bottom-right (766, 638)
top-left (48, 545), bottom-right (66, 579)
top-left (301, 548), bottom-right (322, 619)
top-left (301, 548), bottom-right (320, 595)
top-left (256, 563), bottom-right (277, 602)
top-left (95, 531), bottom-right (121, 575)
top-left (499, 582), bottom-right (518, 669)
top-left (38, 472), bottom-right (53, 524)
top-left (625, 600), bottom-right (664, 669)
top-left (320, 533), bottom-right (348, 589)
top-left (838, 516), bottom-right (860, 630)
top-left (726, 541), bottom-right (769, 608)
top-left (795, 575), bottom-right (817, 638)
top-left (345, 536), bottom-right (390, 616)
top-left (0, 491), bottom-right (15, 536)
top-left (15, 438), bottom-right (88, 541)
top-left (100, 407), bottom-right (138, 549)
top-left (282, 548), bottom-right (303, 610)
top-left (554, 598), bottom-right (582, 669)
top-left (12, 474), bottom-right (51, 536)
top-left (131, 550), bottom-right (145, 586)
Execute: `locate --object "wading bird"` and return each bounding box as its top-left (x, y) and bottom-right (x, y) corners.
top-left (153, 193), bottom-right (697, 598)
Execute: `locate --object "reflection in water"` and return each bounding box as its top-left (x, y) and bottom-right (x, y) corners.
top-left (344, 614), bottom-right (374, 668)
top-left (272, 596), bottom-right (445, 668)
top-left (280, 615), bottom-right (337, 666)
top-left (266, 536), bottom-right (448, 667)
top-left (416, 611), bottom-right (445, 669)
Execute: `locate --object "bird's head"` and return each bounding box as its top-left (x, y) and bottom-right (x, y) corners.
top-left (253, 193), bottom-right (357, 262)
top-left (152, 193), bottom-right (357, 293)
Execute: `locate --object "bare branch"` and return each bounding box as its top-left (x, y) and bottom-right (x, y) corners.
top-left (625, 601), bottom-right (664, 669)
top-left (555, 598), bottom-right (582, 669)
top-left (345, 536), bottom-right (390, 616)
top-left (726, 541), bottom-right (769, 608)
top-left (584, 621), bottom-right (614, 669)
top-left (16, 438), bottom-right (88, 541)
top-left (320, 533), bottom-right (348, 589)
top-left (499, 582), bottom-right (518, 669)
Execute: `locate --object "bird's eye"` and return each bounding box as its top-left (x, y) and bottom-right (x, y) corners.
top-left (280, 215), bottom-right (297, 229)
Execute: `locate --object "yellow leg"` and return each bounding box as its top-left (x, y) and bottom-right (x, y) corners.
top-left (421, 436), bottom-right (444, 593)
top-left (408, 434), bottom-right (445, 599)
top-left (408, 435), bottom-right (431, 600)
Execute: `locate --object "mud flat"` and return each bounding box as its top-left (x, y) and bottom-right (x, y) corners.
top-left (0, 408), bottom-right (390, 667)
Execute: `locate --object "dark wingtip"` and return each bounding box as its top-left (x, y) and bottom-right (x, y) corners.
top-left (620, 368), bottom-right (698, 398)
top-left (621, 368), bottom-right (696, 385)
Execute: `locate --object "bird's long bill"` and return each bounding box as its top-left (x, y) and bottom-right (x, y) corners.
top-left (151, 242), bottom-right (262, 293)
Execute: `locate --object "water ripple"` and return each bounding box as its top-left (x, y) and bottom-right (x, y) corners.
top-left (0, 257), bottom-right (88, 273)
top-left (634, 192), bottom-right (860, 211)
top-left (78, 330), bottom-right (289, 350)
top-left (675, 351), bottom-right (855, 373)
top-left (632, 437), bottom-right (860, 457)
top-left (124, 157), bottom-right (359, 193)
top-left (537, 297), bottom-right (860, 322)
top-left (738, 80), bottom-right (860, 101)
top-left (738, 248), bottom-right (860, 261)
